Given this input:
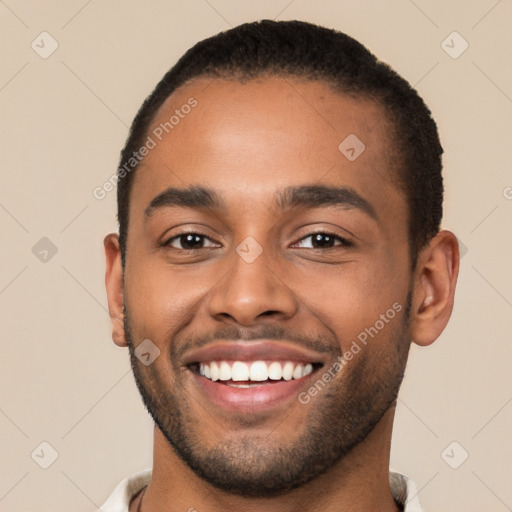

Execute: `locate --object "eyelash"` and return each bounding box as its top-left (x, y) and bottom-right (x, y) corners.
top-left (162, 231), bottom-right (353, 250)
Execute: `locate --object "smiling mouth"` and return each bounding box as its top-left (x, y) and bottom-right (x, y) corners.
top-left (188, 360), bottom-right (324, 387)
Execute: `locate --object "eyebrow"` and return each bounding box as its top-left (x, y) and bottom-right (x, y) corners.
top-left (277, 185), bottom-right (377, 221)
top-left (144, 184), bottom-right (378, 221)
top-left (144, 186), bottom-right (222, 217)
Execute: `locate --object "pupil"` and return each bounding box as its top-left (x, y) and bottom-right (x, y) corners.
top-left (181, 234), bottom-right (203, 249)
top-left (312, 233), bottom-right (333, 248)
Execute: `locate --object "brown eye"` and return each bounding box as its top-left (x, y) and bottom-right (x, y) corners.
top-left (294, 232), bottom-right (352, 249)
top-left (165, 233), bottom-right (219, 250)
top-left (311, 233), bottom-right (335, 248)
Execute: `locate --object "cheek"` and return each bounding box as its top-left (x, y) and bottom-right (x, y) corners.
top-left (289, 259), bottom-right (406, 351)
top-left (124, 259), bottom-right (217, 339)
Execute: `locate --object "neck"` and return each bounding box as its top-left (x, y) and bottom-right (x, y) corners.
top-left (138, 406), bottom-right (399, 512)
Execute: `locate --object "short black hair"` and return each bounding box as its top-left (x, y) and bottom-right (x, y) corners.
top-left (116, 19), bottom-right (443, 269)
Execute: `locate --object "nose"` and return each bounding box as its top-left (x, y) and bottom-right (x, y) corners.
top-left (207, 248), bottom-right (298, 326)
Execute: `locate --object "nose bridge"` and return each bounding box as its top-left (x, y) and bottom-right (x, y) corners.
top-left (207, 240), bottom-right (296, 325)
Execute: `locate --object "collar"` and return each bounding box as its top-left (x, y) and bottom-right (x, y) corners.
top-left (101, 468), bottom-right (422, 511)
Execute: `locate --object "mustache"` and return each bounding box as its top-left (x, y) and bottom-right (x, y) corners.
top-left (172, 323), bottom-right (337, 361)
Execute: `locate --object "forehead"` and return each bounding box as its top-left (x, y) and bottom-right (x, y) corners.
top-left (130, 77), bottom-right (404, 222)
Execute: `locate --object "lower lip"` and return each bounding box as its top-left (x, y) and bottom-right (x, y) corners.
top-left (190, 370), bottom-right (317, 413)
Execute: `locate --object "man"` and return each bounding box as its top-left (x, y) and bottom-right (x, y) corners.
top-left (102, 20), bottom-right (459, 511)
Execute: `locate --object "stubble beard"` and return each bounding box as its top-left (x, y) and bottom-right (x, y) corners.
top-left (124, 293), bottom-right (412, 497)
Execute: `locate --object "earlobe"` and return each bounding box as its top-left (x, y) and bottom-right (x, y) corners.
top-left (104, 233), bottom-right (127, 347)
top-left (410, 230), bottom-right (460, 347)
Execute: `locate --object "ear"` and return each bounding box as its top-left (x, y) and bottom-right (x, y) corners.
top-left (104, 233), bottom-right (127, 347)
top-left (410, 230), bottom-right (460, 347)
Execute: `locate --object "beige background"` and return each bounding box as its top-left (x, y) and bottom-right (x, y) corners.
top-left (1, 1), bottom-right (511, 510)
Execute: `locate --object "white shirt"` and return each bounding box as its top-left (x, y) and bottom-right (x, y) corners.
top-left (100, 468), bottom-right (422, 511)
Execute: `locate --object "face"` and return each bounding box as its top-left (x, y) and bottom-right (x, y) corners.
top-left (122, 77), bottom-right (414, 496)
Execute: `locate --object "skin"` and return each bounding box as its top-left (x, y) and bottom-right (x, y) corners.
top-left (104, 77), bottom-right (459, 512)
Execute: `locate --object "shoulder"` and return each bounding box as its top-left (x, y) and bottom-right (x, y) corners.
top-left (99, 468), bottom-right (152, 512)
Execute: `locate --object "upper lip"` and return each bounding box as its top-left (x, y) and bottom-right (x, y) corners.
top-left (182, 340), bottom-right (328, 366)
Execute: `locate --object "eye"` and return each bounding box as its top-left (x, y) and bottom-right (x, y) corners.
top-left (293, 232), bottom-right (352, 249)
top-left (164, 233), bottom-right (220, 250)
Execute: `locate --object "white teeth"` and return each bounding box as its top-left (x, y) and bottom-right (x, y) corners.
top-left (197, 360), bottom-right (316, 383)
top-left (219, 361), bottom-right (231, 381)
top-left (249, 361), bottom-right (268, 381)
top-left (231, 361), bottom-right (249, 381)
top-left (268, 361), bottom-right (283, 380)
top-left (282, 362), bottom-right (294, 380)
top-left (292, 364), bottom-right (304, 379)
top-left (210, 361), bottom-right (219, 381)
